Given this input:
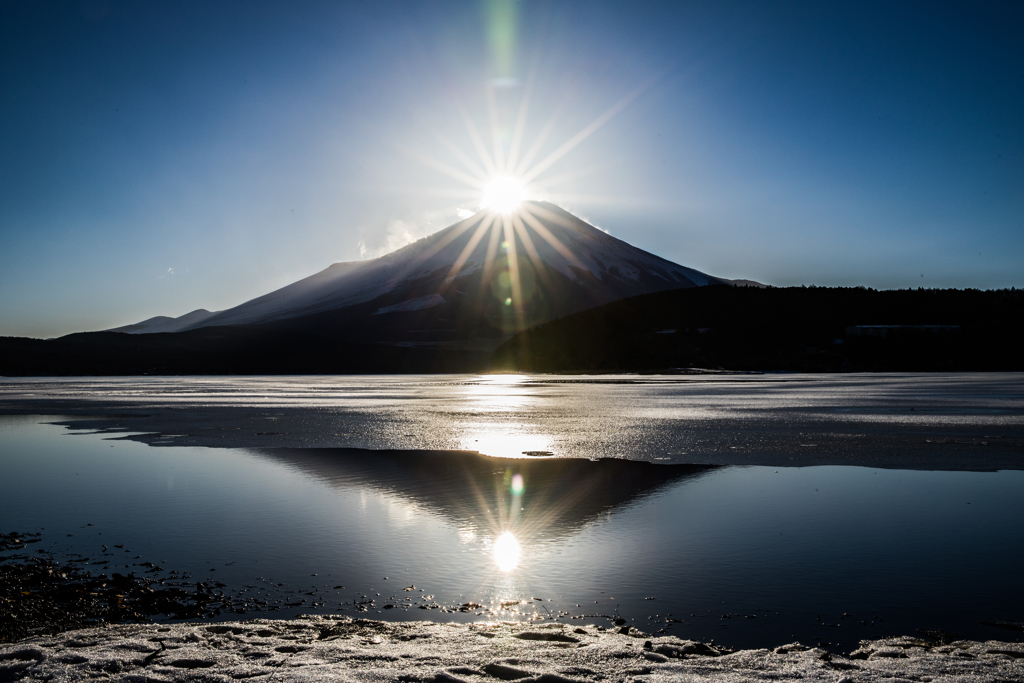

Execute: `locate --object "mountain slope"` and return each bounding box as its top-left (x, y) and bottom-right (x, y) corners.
top-left (121, 201), bottom-right (723, 335)
top-left (0, 201), bottom-right (739, 375)
top-left (109, 309), bottom-right (216, 334)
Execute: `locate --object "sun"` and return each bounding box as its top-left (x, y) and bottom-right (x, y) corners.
top-left (481, 176), bottom-right (527, 213)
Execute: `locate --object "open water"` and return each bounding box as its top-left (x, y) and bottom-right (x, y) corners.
top-left (1, 374), bottom-right (1023, 649)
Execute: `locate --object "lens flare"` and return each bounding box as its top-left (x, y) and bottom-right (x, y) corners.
top-left (511, 473), bottom-right (524, 494)
top-left (493, 531), bottom-right (521, 571)
top-left (481, 176), bottom-right (527, 213)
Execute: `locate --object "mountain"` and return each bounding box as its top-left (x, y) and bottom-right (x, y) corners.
top-left (116, 201), bottom-right (725, 338)
top-left (108, 309), bottom-right (216, 334)
top-left (2, 202), bottom-right (733, 375)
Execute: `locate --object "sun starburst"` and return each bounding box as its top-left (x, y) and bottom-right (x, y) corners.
top-left (481, 176), bottom-right (528, 213)
top-left (391, 75), bottom-right (651, 333)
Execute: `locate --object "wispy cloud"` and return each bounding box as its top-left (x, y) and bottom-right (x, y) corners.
top-left (357, 208), bottom-right (472, 260)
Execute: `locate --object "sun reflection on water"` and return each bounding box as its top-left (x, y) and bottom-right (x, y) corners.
top-left (460, 375), bottom-right (558, 458)
top-left (463, 428), bottom-right (556, 459)
top-left (463, 375), bottom-right (533, 411)
top-left (492, 531), bottom-right (521, 572)
top-left (479, 374), bottom-right (530, 385)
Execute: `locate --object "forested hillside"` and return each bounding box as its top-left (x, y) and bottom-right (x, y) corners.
top-left (491, 286), bottom-right (1024, 372)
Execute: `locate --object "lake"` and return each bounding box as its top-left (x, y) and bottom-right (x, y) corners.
top-left (1, 373), bottom-right (1023, 650)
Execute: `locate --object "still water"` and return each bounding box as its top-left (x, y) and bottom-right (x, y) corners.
top-left (2, 412), bottom-right (1022, 650)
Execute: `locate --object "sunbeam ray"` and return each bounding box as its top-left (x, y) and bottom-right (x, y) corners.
top-left (442, 213), bottom-right (495, 289)
top-left (459, 106), bottom-right (498, 178)
top-left (454, 462), bottom-right (505, 546)
top-left (518, 204), bottom-right (586, 269)
top-left (521, 79), bottom-right (654, 184)
top-left (501, 215), bottom-right (526, 331)
top-left (519, 201), bottom-right (577, 230)
top-left (486, 85), bottom-right (506, 174)
top-left (510, 211), bottom-right (556, 294)
top-left (505, 69), bottom-right (536, 175)
top-left (532, 161), bottom-right (616, 188)
top-left (541, 192), bottom-right (654, 207)
top-left (514, 94), bottom-right (568, 178)
top-left (379, 186), bottom-right (485, 200)
top-left (400, 147), bottom-right (486, 189)
top-left (385, 212), bottom-right (487, 287)
top-left (477, 218), bottom-right (504, 310)
top-left (432, 130), bottom-right (490, 181)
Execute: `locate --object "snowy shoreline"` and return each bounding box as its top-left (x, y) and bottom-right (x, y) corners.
top-left (3, 616), bottom-right (1022, 683)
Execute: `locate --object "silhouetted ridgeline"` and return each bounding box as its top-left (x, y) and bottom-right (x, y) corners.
top-left (2, 287), bottom-right (1020, 375)
top-left (0, 326), bottom-right (490, 376)
top-left (490, 286), bottom-right (1024, 372)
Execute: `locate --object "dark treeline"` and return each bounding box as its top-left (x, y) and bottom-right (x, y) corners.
top-left (490, 286), bottom-right (1024, 372)
top-left (0, 327), bottom-right (490, 376)
top-left (2, 286), bottom-right (1021, 376)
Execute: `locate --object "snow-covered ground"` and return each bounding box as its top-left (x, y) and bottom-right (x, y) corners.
top-left (3, 617), bottom-right (1021, 682)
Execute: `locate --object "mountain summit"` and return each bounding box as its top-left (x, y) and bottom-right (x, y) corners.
top-left (116, 201), bottom-right (725, 338)
top-left (5, 202), bottom-right (743, 374)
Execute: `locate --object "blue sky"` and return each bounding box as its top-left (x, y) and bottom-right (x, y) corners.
top-left (1, 0), bottom-right (1021, 338)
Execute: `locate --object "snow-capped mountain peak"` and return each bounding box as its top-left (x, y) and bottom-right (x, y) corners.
top-left (114, 201), bottom-right (724, 335)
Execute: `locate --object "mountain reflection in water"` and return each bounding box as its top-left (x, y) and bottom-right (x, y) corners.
top-left (260, 449), bottom-right (717, 547)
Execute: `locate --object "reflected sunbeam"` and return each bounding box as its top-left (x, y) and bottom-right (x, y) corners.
top-left (492, 531), bottom-right (521, 572)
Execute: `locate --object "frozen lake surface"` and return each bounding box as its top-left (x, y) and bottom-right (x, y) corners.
top-left (1, 373), bottom-right (1023, 649)
top-left (2, 373), bottom-right (1023, 468)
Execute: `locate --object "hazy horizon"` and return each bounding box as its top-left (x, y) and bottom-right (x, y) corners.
top-left (2, 0), bottom-right (1021, 339)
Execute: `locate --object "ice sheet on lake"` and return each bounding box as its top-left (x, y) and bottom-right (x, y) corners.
top-left (1, 373), bottom-right (1021, 469)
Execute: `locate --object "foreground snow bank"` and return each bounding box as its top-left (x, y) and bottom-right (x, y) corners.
top-left (2, 617), bottom-right (1021, 682)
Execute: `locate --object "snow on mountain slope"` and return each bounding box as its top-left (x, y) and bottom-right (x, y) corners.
top-left (117, 202), bottom-right (724, 334)
top-left (372, 293), bottom-right (446, 315)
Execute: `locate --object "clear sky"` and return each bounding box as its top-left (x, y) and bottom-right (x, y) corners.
top-left (1, 0), bottom-right (1021, 338)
